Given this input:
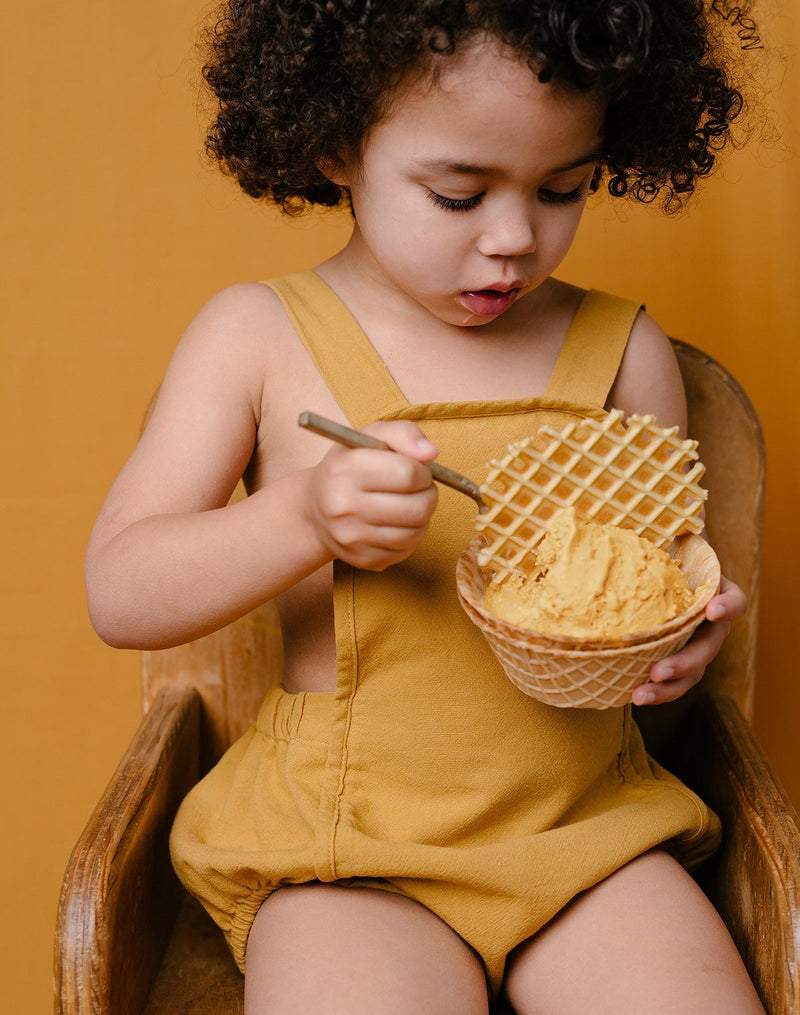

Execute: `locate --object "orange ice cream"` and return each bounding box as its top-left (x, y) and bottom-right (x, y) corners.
top-left (482, 507), bottom-right (697, 640)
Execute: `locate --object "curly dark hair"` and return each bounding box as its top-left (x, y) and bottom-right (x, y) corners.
top-left (200, 0), bottom-right (754, 213)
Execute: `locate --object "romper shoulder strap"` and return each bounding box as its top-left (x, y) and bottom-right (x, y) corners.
top-left (261, 271), bottom-right (408, 427)
top-left (544, 289), bottom-right (643, 407)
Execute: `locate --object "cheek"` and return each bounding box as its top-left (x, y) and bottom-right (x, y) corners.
top-left (354, 186), bottom-right (429, 241)
top-left (385, 205), bottom-right (465, 262)
top-left (540, 207), bottom-right (587, 258)
top-left (364, 218), bottom-right (439, 283)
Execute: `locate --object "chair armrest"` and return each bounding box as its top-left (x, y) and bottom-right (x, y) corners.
top-left (55, 682), bottom-right (201, 1015)
top-left (681, 692), bottom-right (800, 1015)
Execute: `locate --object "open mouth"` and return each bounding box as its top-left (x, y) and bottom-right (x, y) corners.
top-left (459, 288), bottom-right (521, 317)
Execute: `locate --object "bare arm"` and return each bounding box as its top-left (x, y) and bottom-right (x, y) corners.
top-left (607, 309), bottom-right (688, 434)
top-left (85, 286), bottom-right (325, 648)
top-left (609, 311), bottom-right (747, 706)
top-left (85, 285), bottom-right (438, 650)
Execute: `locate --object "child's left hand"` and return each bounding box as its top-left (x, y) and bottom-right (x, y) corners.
top-left (631, 575), bottom-right (747, 706)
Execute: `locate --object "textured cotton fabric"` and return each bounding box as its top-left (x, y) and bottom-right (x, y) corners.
top-left (170, 271), bottom-right (720, 996)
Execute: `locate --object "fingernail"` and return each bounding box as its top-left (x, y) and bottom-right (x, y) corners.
top-left (634, 688), bottom-right (655, 705)
top-left (707, 604), bottom-right (723, 620)
top-left (416, 438), bottom-right (438, 454)
top-left (654, 665), bottom-right (674, 682)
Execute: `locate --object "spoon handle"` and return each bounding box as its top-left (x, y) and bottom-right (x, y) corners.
top-left (298, 411), bottom-right (487, 513)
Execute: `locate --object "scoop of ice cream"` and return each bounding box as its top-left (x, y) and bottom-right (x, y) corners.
top-left (482, 507), bottom-right (697, 640)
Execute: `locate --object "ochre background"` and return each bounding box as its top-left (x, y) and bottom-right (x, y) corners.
top-left (4, 2), bottom-right (798, 1010)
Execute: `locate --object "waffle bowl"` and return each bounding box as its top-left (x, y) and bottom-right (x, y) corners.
top-left (455, 412), bottom-right (721, 709)
top-left (456, 533), bottom-right (720, 709)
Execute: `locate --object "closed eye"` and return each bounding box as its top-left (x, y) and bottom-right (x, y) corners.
top-left (427, 190), bottom-right (484, 212)
top-left (538, 186), bottom-right (585, 206)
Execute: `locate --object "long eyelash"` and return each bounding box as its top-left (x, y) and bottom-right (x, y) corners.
top-left (428, 191), bottom-right (484, 212)
top-left (539, 187), bottom-right (584, 206)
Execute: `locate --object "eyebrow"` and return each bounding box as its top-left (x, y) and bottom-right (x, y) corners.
top-left (415, 147), bottom-right (603, 177)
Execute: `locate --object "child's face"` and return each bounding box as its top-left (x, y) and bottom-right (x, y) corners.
top-left (333, 38), bottom-right (606, 327)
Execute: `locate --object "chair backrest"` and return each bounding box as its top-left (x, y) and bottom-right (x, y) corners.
top-left (141, 340), bottom-right (765, 768)
top-left (673, 340), bottom-right (764, 715)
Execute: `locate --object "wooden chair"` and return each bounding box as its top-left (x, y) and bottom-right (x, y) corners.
top-left (55, 341), bottom-right (800, 1015)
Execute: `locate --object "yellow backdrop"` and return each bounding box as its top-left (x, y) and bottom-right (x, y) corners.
top-left (3, 2), bottom-right (798, 1010)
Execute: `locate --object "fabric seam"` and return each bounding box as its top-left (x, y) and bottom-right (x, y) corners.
top-left (255, 729), bottom-right (329, 747)
top-left (377, 400), bottom-right (609, 423)
top-left (327, 566), bottom-right (358, 880)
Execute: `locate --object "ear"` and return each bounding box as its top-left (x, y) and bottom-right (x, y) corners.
top-left (316, 154), bottom-right (350, 187)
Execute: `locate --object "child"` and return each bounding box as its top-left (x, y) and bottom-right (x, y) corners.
top-left (86, 2), bottom-right (765, 1012)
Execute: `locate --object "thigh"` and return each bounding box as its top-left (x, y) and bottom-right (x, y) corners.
top-left (245, 882), bottom-right (490, 1015)
top-left (503, 850), bottom-right (765, 1015)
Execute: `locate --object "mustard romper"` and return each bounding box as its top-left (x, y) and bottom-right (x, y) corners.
top-left (170, 271), bottom-right (721, 996)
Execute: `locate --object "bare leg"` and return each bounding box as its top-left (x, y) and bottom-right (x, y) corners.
top-left (245, 882), bottom-right (490, 1015)
top-left (503, 850), bottom-right (765, 1015)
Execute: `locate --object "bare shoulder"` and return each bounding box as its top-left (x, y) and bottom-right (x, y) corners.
top-left (166, 282), bottom-right (287, 384)
top-left (608, 309), bottom-right (687, 435)
top-left (149, 281), bottom-right (298, 429)
top-left (92, 282), bottom-right (293, 534)
top-left (188, 280), bottom-right (285, 332)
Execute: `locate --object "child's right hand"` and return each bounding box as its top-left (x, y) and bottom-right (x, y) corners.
top-left (304, 420), bottom-right (440, 571)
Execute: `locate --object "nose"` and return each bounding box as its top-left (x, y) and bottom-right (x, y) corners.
top-left (476, 207), bottom-right (536, 258)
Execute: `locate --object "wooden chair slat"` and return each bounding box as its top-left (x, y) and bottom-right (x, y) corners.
top-left (677, 693), bottom-right (800, 1014)
top-left (674, 340), bottom-right (765, 717)
top-left (55, 684), bottom-right (200, 1015)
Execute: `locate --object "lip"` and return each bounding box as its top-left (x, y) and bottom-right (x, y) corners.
top-left (459, 285), bottom-right (523, 318)
top-left (481, 280), bottom-right (524, 293)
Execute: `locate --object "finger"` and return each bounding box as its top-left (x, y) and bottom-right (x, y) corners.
top-left (365, 523), bottom-right (431, 552)
top-left (705, 575), bottom-right (747, 622)
top-left (362, 420), bottom-right (439, 462)
top-left (633, 671), bottom-right (701, 706)
top-left (634, 620), bottom-right (730, 706)
top-left (349, 449), bottom-right (438, 495)
top-left (347, 525), bottom-right (432, 569)
top-left (357, 488), bottom-right (439, 528)
top-left (650, 619), bottom-right (729, 684)
top-left (327, 509), bottom-right (430, 558)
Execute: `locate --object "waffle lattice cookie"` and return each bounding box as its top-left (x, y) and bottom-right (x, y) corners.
top-left (475, 411), bottom-right (707, 582)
